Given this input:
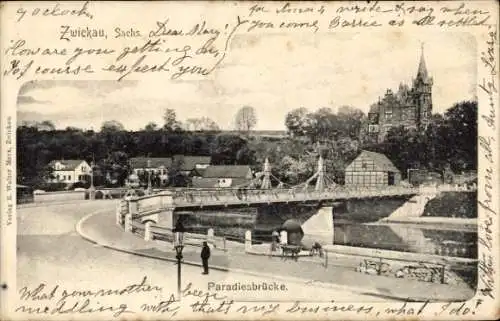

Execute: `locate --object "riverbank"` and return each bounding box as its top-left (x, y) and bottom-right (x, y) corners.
top-left (378, 216), bottom-right (477, 230)
top-left (78, 209), bottom-right (476, 302)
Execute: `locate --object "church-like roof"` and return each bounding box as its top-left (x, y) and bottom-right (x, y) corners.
top-left (416, 44), bottom-right (429, 80)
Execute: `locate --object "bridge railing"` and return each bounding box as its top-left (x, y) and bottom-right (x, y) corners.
top-left (168, 185), bottom-right (422, 208)
top-left (126, 183), bottom-right (476, 217)
top-left (149, 225), bottom-right (225, 249)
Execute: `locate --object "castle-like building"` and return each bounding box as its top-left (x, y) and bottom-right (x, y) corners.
top-left (367, 45), bottom-right (433, 142)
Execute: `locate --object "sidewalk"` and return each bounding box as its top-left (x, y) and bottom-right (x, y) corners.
top-left (77, 209), bottom-right (475, 302)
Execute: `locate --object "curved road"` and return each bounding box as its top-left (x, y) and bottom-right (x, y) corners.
top-left (15, 200), bottom-right (387, 319)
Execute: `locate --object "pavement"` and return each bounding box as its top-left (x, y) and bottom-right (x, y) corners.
top-left (77, 203), bottom-right (476, 302)
top-left (18, 201), bottom-right (405, 321)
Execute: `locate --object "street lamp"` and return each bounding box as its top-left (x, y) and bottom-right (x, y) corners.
top-left (173, 220), bottom-right (185, 301)
top-left (89, 159), bottom-right (96, 200)
top-left (147, 158), bottom-right (152, 195)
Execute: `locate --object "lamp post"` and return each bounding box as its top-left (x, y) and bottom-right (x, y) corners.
top-left (147, 158), bottom-right (152, 195)
top-left (89, 159), bottom-right (96, 200)
top-left (173, 220), bottom-right (185, 301)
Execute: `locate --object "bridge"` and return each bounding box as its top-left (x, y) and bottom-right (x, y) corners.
top-left (117, 156), bottom-right (476, 230)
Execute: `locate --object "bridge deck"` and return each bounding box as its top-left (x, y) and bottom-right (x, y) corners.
top-left (129, 185), bottom-right (474, 213)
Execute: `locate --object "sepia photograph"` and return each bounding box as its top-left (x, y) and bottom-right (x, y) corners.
top-left (2, 1), bottom-right (498, 320)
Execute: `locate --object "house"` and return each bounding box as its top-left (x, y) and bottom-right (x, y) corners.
top-left (172, 155), bottom-right (211, 176)
top-left (192, 165), bottom-right (253, 188)
top-left (129, 157), bottom-right (172, 176)
top-left (48, 159), bottom-right (91, 184)
top-left (344, 151), bottom-right (401, 186)
top-left (367, 45), bottom-right (433, 142)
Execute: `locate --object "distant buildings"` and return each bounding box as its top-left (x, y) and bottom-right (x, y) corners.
top-left (127, 155), bottom-right (212, 187)
top-left (48, 159), bottom-right (91, 183)
top-left (172, 155), bottom-right (212, 176)
top-left (367, 45), bottom-right (433, 142)
top-left (129, 156), bottom-right (213, 176)
top-left (345, 150), bottom-right (401, 186)
top-left (192, 165), bottom-right (253, 188)
top-left (129, 157), bottom-right (172, 176)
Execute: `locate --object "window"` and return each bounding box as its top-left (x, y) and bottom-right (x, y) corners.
top-left (385, 111), bottom-right (393, 120)
top-left (68, 175), bottom-right (71, 181)
top-left (368, 125), bottom-right (379, 133)
top-left (361, 162), bottom-right (368, 169)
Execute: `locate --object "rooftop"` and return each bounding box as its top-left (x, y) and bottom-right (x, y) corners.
top-left (349, 150), bottom-right (400, 173)
top-left (48, 159), bottom-right (86, 170)
top-left (202, 165), bottom-right (252, 178)
top-left (129, 157), bottom-right (172, 168)
top-left (173, 155), bottom-right (212, 171)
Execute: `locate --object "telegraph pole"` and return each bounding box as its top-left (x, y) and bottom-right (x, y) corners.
top-left (89, 153), bottom-right (96, 200)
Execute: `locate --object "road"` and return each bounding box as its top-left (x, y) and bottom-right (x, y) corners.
top-left (14, 200), bottom-right (389, 320)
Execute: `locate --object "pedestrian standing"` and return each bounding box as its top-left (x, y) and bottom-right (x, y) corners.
top-left (201, 241), bottom-right (211, 274)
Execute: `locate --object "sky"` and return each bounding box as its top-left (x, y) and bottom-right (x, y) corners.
top-left (17, 32), bottom-right (477, 131)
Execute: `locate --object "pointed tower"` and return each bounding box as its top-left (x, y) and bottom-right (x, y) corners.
top-left (416, 43), bottom-right (429, 80)
top-left (260, 158), bottom-right (271, 189)
top-left (315, 155), bottom-right (325, 192)
top-left (413, 42), bottom-right (433, 129)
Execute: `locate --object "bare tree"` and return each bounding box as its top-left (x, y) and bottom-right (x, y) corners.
top-left (163, 108), bottom-right (183, 131)
top-left (185, 117), bottom-right (220, 131)
top-left (234, 106), bottom-right (257, 134)
top-left (163, 108), bottom-right (177, 131)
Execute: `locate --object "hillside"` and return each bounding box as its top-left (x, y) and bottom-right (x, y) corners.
top-left (422, 192), bottom-right (477, 219)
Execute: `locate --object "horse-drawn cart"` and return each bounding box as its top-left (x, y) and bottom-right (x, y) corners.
top-left (280, 244), bottom-right (302, 261)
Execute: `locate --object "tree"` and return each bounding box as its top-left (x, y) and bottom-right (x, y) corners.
top-left (144, 122), bottom-right (158, 131)
top-left (101, 120), bottom-right (124, 132)
top-left (235, 106), bottom-right (257, 134)
top-left (274, 155), bottom-right (314, 185)
top-left (163, 108), bottom-right (182, 131)
top-left (210, 134), bottom-right (250, 165)
top-left (337, 106), bottom-right (366, 139)
top-left (308, 107), bottom-right (338, 142)
top-left (285, 107), bottom-right (312, 138)
top-left (99, 151), bottom-right (130, 186)
top-left (443, 100), bottom-right (477, 171)
top-left (18, 120), bottom-right (55, 131)
top-left (185, 117), bottom-right (220, 131)
top-left (39, 120), bottom-right (55, 131)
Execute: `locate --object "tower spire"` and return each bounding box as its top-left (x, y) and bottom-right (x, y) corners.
top-left (417, 42), bottom-right (428, 79)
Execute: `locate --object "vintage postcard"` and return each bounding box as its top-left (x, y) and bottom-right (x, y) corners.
top-left (1, 1), bottom-right (499, 320)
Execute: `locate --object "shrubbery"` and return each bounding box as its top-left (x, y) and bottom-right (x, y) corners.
top-left (33, 182), bottom-right (67, 192)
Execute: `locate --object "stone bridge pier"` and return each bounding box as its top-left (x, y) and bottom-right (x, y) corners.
top-left (301, 206), bottom-right (335, 244)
